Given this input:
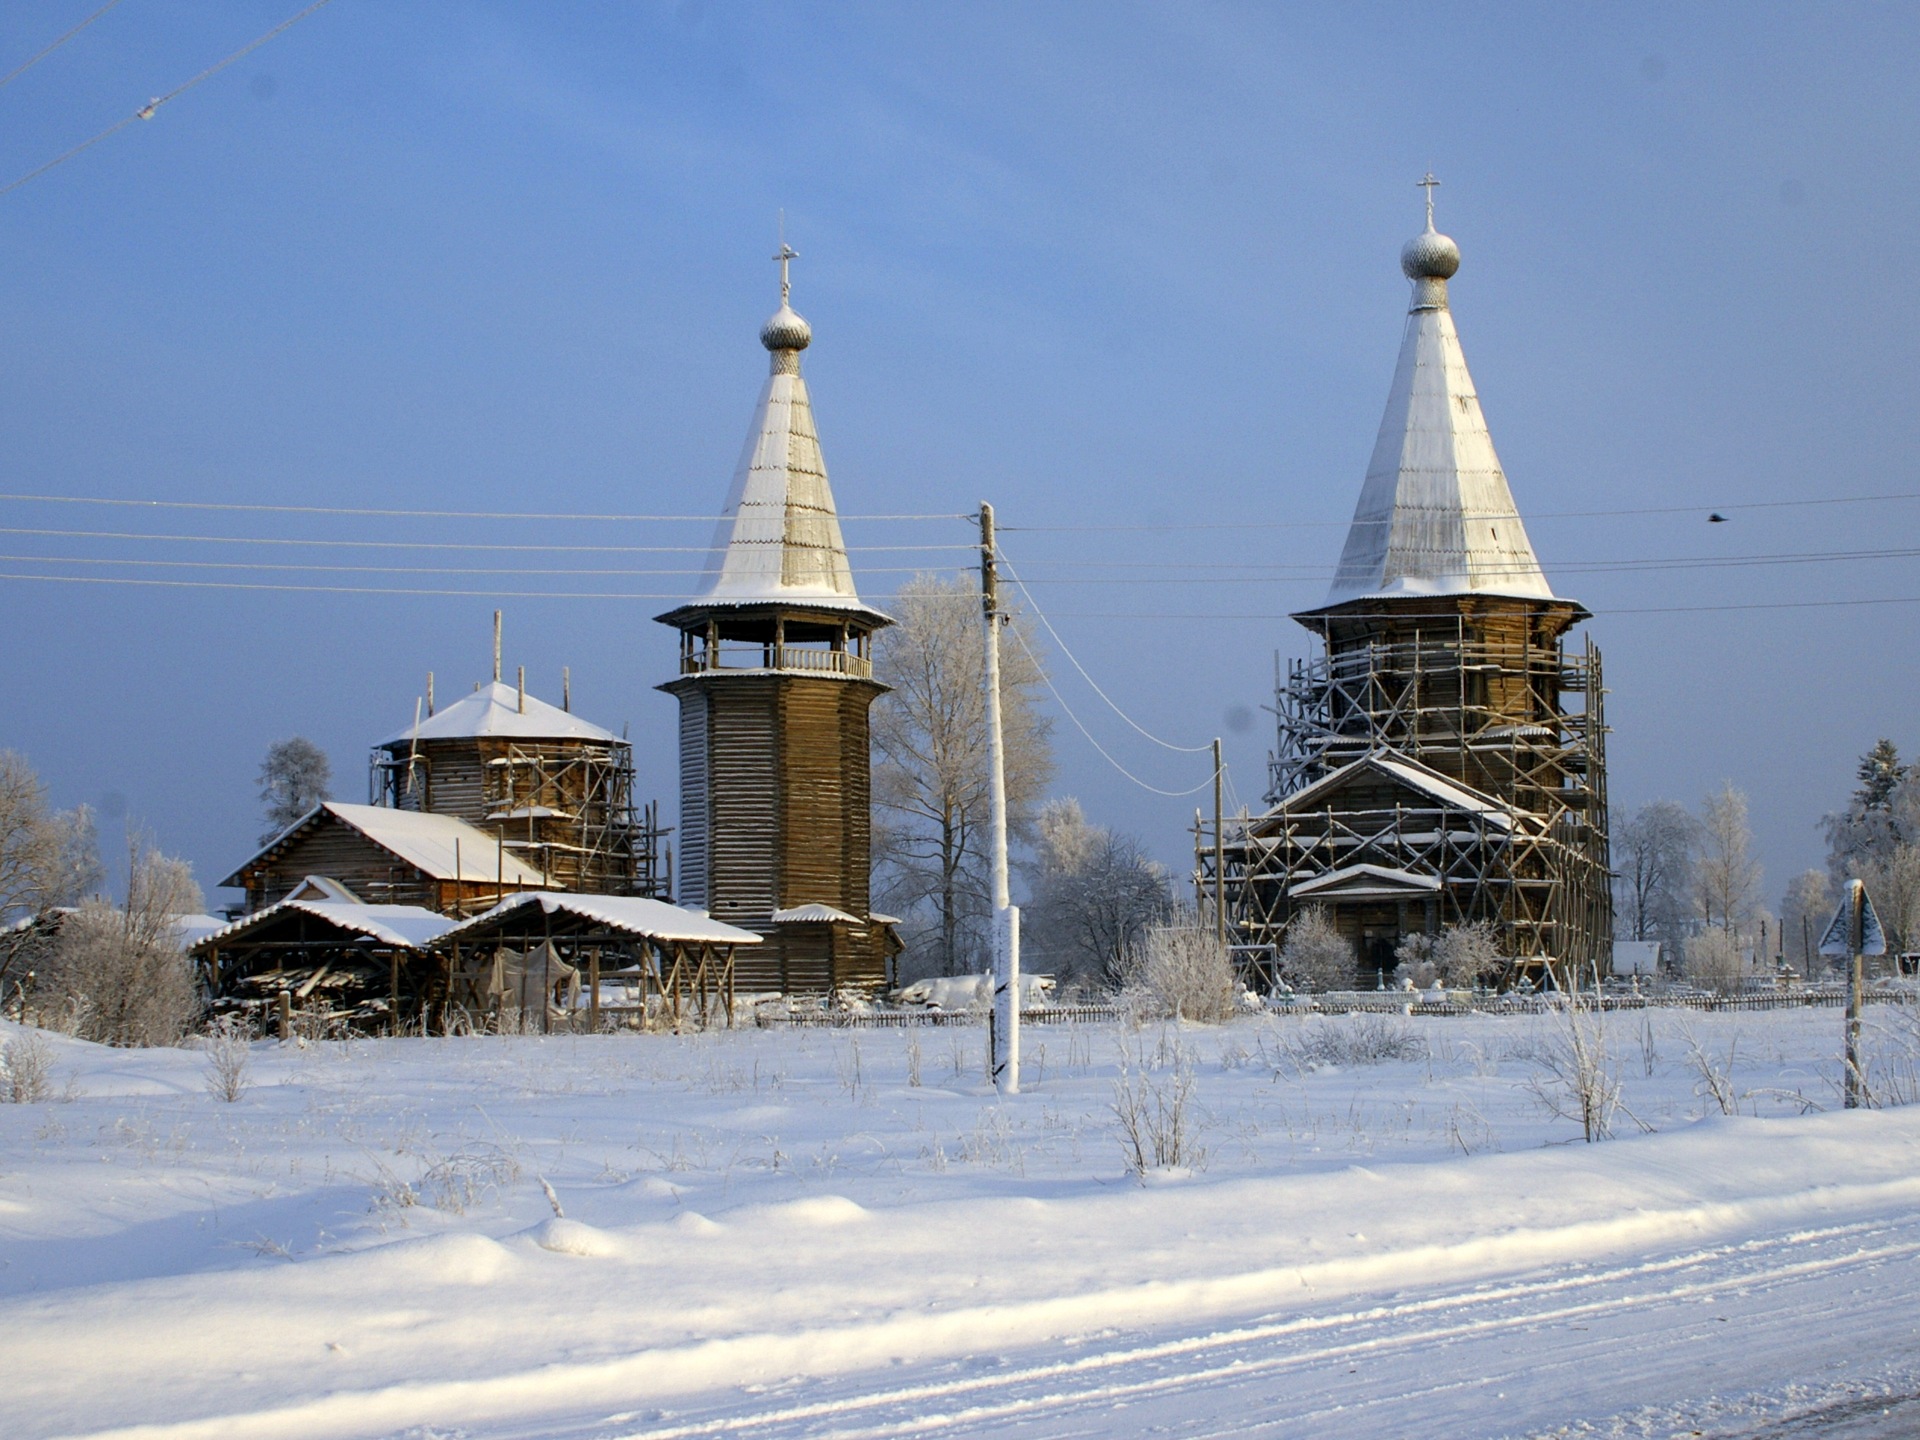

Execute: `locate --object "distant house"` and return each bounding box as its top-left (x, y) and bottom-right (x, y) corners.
top-left (219, 801), bottom-right (555, 917)
top-left (1611, 940), bottom-right (1662, 977)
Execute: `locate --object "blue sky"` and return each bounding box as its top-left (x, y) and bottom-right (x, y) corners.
top-left (2, 2), bottom-right (1916, 916)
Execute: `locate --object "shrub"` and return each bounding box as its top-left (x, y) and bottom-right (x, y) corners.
top-left (1125, 923), bottom-right (1237, 1023)
top-left (1278, 906), bottom-right (1353, 992)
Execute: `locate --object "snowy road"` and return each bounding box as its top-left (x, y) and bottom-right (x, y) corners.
top-left (476, 1208), bottom-right (1920, 1440)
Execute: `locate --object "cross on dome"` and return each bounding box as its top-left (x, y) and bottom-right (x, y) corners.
top-left (774, 240), bottom-right (797, 305)
top-left (1417, 171), bottom-right (1440, 230)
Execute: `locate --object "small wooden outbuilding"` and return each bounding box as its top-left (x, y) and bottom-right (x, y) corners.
top-left (195, 897), bottom-right (453, 1028)
top-left (433, 891), bottom-right (762, 1031)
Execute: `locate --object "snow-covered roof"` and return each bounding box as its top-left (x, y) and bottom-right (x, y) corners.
top-left (1316, 214), bottom-right (1559, 609)
top-left (223, 802), bottom-right (553, 890)
top-left (438, 891), bottom-right (763, 946)
top-left (377, 681), bottom-right (620, 748)
top-left (195, 900), bottom-right (455, 952)
top-left (773, 903), bottom-right (863, 924)
top-left (1292, 864), bottom-right (1443, 900)
top-left (1276, 751), bottom-right (1522, 831)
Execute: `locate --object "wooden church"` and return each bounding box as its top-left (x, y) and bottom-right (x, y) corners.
top-left (656, 248), bottom-right (901, 994)
top-left (1211, 181), bottom-right (1612, 986)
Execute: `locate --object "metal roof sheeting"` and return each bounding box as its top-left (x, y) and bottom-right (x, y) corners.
top-left (692, 317), bottom-right (875, 613)
top-left (376, 681), bottom-right (619, 747)
top-left (440, 891), bottom-right (764, 946)
top-left (1322, 233), bottom-right (1557, 608)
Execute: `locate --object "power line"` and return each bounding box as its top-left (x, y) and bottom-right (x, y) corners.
top-left (0, 553), bottom-right (980, 579)
top-left (0, 570), bottom-right (964, 602)
top-left (1, 0), bottom-right (337, 199)
top-left (996, 543), bottom-right (1212, 754)
top-left (1005, 622), bottom-right (1215, 798)
top-left (0, 0), bottom-right (126, 89)
top-left (0, 492), bottom-right (969, 523)
top-left (0, 526), bottom-right (974, 554)
top-left (999, 489), bottom-right (1920, 532)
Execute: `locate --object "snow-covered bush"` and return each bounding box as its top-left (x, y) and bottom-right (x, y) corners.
top-left (1112, 1033), bottom-right (1204, 1177)
top-left (1124, 923), bottom-right (1236, 1023)
top-left (1394, 923), bottom-right (1504, 990)
top-left (1271, 1014), bottom-right (1426, 1071)
top-left (1686, 926), bottom-right (1747, 996)
top-left (1, 1027), bottom-right (55, 1103)
top-left (1277, 906), bottom-right (1353, 993)
top-left (203, 1018), bottom-right (251, 1103)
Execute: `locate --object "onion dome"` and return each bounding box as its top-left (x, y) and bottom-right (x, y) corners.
top-left (760, 303), bottom-right (812, 352)
top-left (1400, 226), bottom-right (1461, 280)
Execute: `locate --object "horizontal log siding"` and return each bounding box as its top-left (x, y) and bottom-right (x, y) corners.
top-left (677, 689), bottom-right (709, 910)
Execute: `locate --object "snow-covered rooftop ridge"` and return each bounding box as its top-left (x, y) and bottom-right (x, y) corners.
top-left (773, 903), bottom-right (863, 924)
top-left (1319, 216), bottom-right (1558, 608)
top-left (441, 891), bottom-right (763, 946)
top-left (688, 280), bottom-right (872, 614)
top-left (377, 681), bottom-right (619, 747)
top-left (195, 899), bottom-right (455, 952)
top-left (1275, 750), bottom-right (1523, 831)
top-left (228, 802), bottom-right (553, 889)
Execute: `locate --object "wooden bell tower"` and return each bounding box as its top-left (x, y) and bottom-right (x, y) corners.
top-left (657, 246), bottom-right (898, 994)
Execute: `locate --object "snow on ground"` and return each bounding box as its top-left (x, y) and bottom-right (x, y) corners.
top-left (3, 1005), bottom-right (1920, 1439)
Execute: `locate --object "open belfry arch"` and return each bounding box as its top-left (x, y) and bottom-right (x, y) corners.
top-left (1209, 178), bottom-right (1611, 986)
top-left (656, 245), bottom-right (901, 995)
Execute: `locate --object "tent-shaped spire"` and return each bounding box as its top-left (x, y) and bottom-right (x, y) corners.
top-left (1321, 180), bottom-right (1557, 608)
top-left (691, 245), bottom-right (874, 613)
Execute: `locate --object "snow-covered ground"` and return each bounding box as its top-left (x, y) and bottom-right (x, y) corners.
top-left (4, 1005), bottom-right (1920, 1439)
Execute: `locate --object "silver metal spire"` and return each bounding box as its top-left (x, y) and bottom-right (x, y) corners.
top-left (1318, 186), bottom-right (1557, 607)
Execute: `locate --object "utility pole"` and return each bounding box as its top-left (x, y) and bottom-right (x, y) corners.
top-left (981, 503), bottom-right (1019, 1095)
top-left (1212, 737), bottom-right (1225, 947)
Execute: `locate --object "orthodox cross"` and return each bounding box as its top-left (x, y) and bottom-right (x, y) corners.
top-left (1417, 171), bottom-right (1440, 229)
top-left (774, 241), bottom-right (798, 305)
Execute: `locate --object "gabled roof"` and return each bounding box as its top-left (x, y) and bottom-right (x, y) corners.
top-left (1292, 863), bottom-right (1443, 901)
top-left (1316, 213), bottom-right (1559, 609)
top-left (1262, 750), bottom-right (1525, 832)
top-left (377, 681), bottom-right (619, 748)
top-left (220, 801), bottom-right (553, 891)
top-left (437, 891), bottom-right (763, 947)
top-left (195, 899), bottom-right (455, 953)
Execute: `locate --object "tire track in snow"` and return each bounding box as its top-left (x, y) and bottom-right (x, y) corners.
top-left (570, 1218), bottom-right (1920, 1440)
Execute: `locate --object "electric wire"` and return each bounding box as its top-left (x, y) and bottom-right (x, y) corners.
top-left (0, 553), bottom-right (978, 578)
top-left (1005, 621), bottom-right (1216, 799)
top-left (998, 489), bottom-right (1920, 532)
top-left (1, 0), bottom-right (337, 199)
top-left (0, 492), bottom-right (969, 522)
top-left (996, 542), bottom-right (1212, 754)
top-left (0, 526), bottom-right (974, 554)
top-left (0, 0), bottom-right (126, 89)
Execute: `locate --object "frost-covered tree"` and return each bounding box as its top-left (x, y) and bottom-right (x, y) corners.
top-left (1022, 798), bottom-right (1171, 991)
top-left (0, 753), bottom-right (105, 989)
top-left (1695, 783), bottom-right (1762, 936)
top-left (1278, 905), bottom-right (1353, 992)
top-left (1396, 922), bottom-right (1503, 990)
top-left (1127, 920), bottom-right (1236, 1022)
top-left (871, 574), bottom-right (1052, 977)
top-left (258, 738), bottom-right (332, 844)
top-left (1684, 924), bottom-right (1747, 996)
top-left (38, 832), bottom-right (202, 1046)
top-left (1611, 800), bottom-right (1696, 944)
top-left (1780, 868), bottom-right (1835, 976)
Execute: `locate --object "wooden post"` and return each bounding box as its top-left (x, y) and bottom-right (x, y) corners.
top-left (588, 947), bottom-right (600, 1033)
top-left (1213, 737), bottom-right (1225, 948)
top-left (390, 950), bottom-right (400, 1036)
top-left (1846, 881), bottom-right (1866, 1109)
top-left (277, 989), bottom-right (292, 1042)
top-left (981, 502), bottom-right (1018, 1095)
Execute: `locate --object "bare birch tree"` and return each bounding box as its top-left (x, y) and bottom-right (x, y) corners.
top-left (871, 573), bottom-right (1052, 977)
top-left (1611, 800), bottom-right (1696, 944)
top-left (0, 752), bottom-right (106, 989)
top-left (1695, 782), bottom-right (1762, 937)
top-left (1023, 798), bottom-right (1171, 991)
